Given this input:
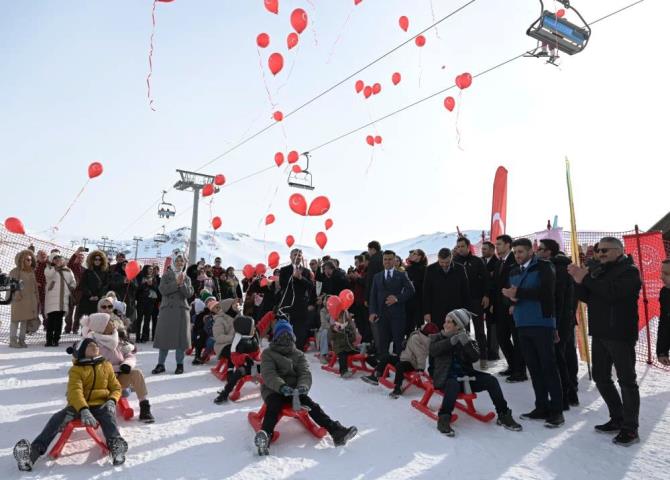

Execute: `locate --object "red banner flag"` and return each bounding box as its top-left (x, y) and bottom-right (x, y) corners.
top-left (490, 166), bottom-right (508, 241)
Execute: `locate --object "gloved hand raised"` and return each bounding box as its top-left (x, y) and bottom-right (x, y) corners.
top-left (296, 385), bottom-right (309, 395)
top-left (450, 331), bottom-right (470, 346)
top-left (79, 408), bottom-right (98, 427)
top-left (279, 385), bottom-right (294, 396)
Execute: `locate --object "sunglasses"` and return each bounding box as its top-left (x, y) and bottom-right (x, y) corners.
top-left (100, 304), bottom-right (114, 310)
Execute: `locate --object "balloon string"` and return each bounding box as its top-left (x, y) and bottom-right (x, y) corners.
top-left (298, 214), bottom-right (308, 245)
top-left (146, 0), bottom-right (157, 111)
top-left (455, 90), bottom-right (465, 151)
top-left (54, 180), bottom-right (89, 231)
top-left (365, 149), bottom-right (375, 176)
top-left (326, 6), bottom-right (354, 64)
top-left (277, 43), bottom-right (301, 95)
top-left (430, 0), bottom-right (442, 39)
top-left (256, 47), bottom-right (277, 109)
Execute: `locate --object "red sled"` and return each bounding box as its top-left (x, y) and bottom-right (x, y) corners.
top-left (302, 336), bottom-right (316, 352)
top-left (411, 382), bottom-right (495, 423)
top-left (117, 397), bottom-right (134, 421)
top-left (379, 364), bottom-right (432, 394)
top-left (321, 352), bottom-right (374, 375)
top-left (210, 357), bottom-right (229, 381)
top-left (248, 403), bottom-right (327, 443)
top-left (229, 374), bottom-right (264, 402)
top-left (49, 420), bottom-right (109, 459)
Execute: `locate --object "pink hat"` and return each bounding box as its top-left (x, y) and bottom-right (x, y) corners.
top-left (81, 313), bottom-right (111, 335)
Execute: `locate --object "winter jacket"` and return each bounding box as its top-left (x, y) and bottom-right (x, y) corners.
top-left (369, 269), bottom-right (415, 322)
top-left (405, 262), bottom-right (426, 327)
top-left (212, 298), bottom-right (237, 356)
top-left (78, 250), bottom-right (110, 315)
top-left (260, 342), bottom-right (312, 402)
top-left (575, 255), bottom-right (642, 342)
top-left (422, 262), bottom-right (470, 328)
top-left (350, 266), bottom-right (367, 305)
top-left (67, 253), bottom-right (85, 302)
top-left (550, 254), bottom-right (576, 337)
top-left (34, 259), bottom-right (47, 314)
top-left (508, 256), bottom-right (556, 329)
top-left (492, 253), bottom-right (516, 323)
top-left (278, 265), bottom-right (314, 309)
top-left (321, 269), bottom-right (349, 297)
top-left (86, 330), bottom-right (136, 374)
top-left (66, 357), bottom-right (122, 412)
top-left (44, 265), bottom-right (77, 314)
top-left (400, 330), bottom-right (431, 370)
top-left (657, 287), bottom-right (670, 357)
top-left (9, 250), bottom-right (39, 323)
top-left (109, 264), bottom-right (137, 318)
top-left (365, 251), bottom-right (384, 303)
top-left (454, 253), bottom-right (489, 302)
top-left (331, 317), bottom-right (357, 354)
top-left (153, 267), bottom-right (194, 351)
top-left (429, 333), bottom-right (480, 390)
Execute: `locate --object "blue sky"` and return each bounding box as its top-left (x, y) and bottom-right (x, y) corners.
top-left (1, 0), bottom-right (667, 251)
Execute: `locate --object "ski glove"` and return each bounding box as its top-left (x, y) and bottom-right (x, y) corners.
top-left (279, 385), bottom-right (294, 396)
top-left (104, 399), bottom-right (116, 414)
top-left (450, 332), bottom-right (470, 346)
top-left (119, 364), bottom-right (132, 375)
top-left (79, 408), bottom-right (98, 427)
top-left (296, 385), bottom-right (309, 395)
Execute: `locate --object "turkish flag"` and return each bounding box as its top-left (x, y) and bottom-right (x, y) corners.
top-left (490, 167), bottom-right (508, 241)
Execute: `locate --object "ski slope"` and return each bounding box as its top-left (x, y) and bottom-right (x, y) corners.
top-left (1, 344), bottom-right (668, 479)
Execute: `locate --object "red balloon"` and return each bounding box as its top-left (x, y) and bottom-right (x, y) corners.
top-left (355, 80), bottom-right (364, 93)
top-left (4, 217), bottom-right (25, 235)
top-left (308, 196), bottom-right (331, 216)
top-left (211, 216), bottom-right (222, 230)
top-left (273, 111), bottom-right (283, 122)
top-left (265, 214), bottom-right (275, 226)
top-left (363, 86), bottom-right (373, 99)
top-left (202, 183), bottom-right (214, 197)
top-left (125, 260), bottom-right (141, 281)
top-left (88, 162), bottom-right (103, 179)
top-left (399, 16), bottom-right (409, 32)
top-left (255, 263), bottom-right (267, 276)
top-left (257, 33), bottom-right (270, 48)
top-left (354, 0), bottom-right (362, 4)
top-left (374, 135), bottom-right (382, 145)
top-left (557, 8), bottom-right (565, 18)
top-left (289, 193), bottom-right (307, 216)
top-left (338, 289), bottom-right (355, 310)
top-left (290, 8), bottom-right (308, 34)
top-left (264, 0), bottom-right (278, 14)
top-left (455, 72), bottom-right (472, 90)
top-left (268, 52), bottom-right (284, 75)
top-left (214, 174), bottom-right (225, 186)
top-left (444, 96), bottom-right (455, 112)
top-left (366, 135), bottom-right (374, 146)
top-left (315, 231), bottom-right (328, 250)
top-left (325, 218), bottom-right (333, 230)
top-left (268, 251), bottom-right (280, 269)
top-left (260, 277), bottom-right (268, 288)
top-left (392, 72), bottom-right (401, 85)
top-left (415, 35), bottom-right (426, 47)
top-left (274, 152), bottom-right (285, 167)
top-left (372, 83), bottom-right (382, 95)
top-left (286, 235), bottom-right (295, 248)
top-left (243, 264), bottom-right (255, 280)
top-left (292, 165), bottom-right (302, 173)
top-left (287, 150), bottom-right (299, 164)
top-left (326, 295), bottom-right (342, 319)
top-left (287, 32), bottom-right (299, 50)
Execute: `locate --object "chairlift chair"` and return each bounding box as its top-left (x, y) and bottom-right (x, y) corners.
top-left (157, 190), bottom-right (176, 219)
top-left (287, 152), bottom-right (316, 191)
top-left (526, 1), bottom-right (590, 63)
top-left (153, 226), bottom-right (169, 244)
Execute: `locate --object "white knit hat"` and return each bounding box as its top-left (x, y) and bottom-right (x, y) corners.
top-left (113, 300), bottom-right (127, 316)
top-left (81, 313), bottom-right (111, 335)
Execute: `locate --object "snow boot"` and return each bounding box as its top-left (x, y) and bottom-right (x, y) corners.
top-left (595, 419), bottom-right (623, 434)
top-left (520, 408), bottom-right (548, 421)
top-left (14, 440), bottom-right (39, 472)
top-left (361, 374), bottom-right (379, 386)
top-left (437, 414), bottom-right (455, 437)
top-left (254, 430), bottom-right (270, 456)
top-left (497, 410), bottom-right (522, 432)
top-left (568, 390), bottom-right (580, 407)
top-left (151, 364), bottom-right (166, 375)
top-left (139, 400), bottom-right (155, 424)
top-left (108, 437), bottom-right (128, 466)
top-left (192, 358), bottom-right (203, 366)
top-left (329, 421), bottom-right (358, 446)
top-left (545, 412), bottom-right (565, 428)
top-left (613, 429), bottom-right (639, 447)
top-left (388, 387), bottom-right (402, 399)
top-left (174, 364), bottom-right (184, 375)
top-left (341, 370), bottom-right (354, 379)
top-left (213, 390), bottom-right (229, 404)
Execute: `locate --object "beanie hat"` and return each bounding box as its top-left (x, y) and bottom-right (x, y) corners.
top-left (421, 322), bottom-right (440, 336)
top-left (81, 313), bottom-right (111, 335)
top-left (272, 319), bottom-right (295, 341)
top-left (205, 297), bottom-right (219, 311)
top-left (234, 316), bottom-right (255, 336)
top-left (199, 289), bottom-right (212, 303)
top-left (448, 309), bottom-right (474, 331)
top-left (66, 338), bottom-right (98, 360)
top-left (48, 252), bottom-right (63, 263)
top-left (171, 249), bottom-right (186, 272)
top-left (113, 300), bottom-right (126, 316)
top-left (193, 298), bottom-right (206, 316)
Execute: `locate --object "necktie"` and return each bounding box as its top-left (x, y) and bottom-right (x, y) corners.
top-left (520, 266), bottom-right (526, 273)
top-left (386, 270), bottom-right (391, 281)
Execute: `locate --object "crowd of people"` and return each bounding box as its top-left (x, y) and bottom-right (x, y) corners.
top-left (7, 234), bottom-right (670, 468)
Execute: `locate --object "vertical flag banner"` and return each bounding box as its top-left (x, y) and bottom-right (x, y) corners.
top-left (490, 166), bottom-right (508, 241)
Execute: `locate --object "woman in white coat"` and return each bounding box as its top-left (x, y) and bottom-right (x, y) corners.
top-left (44, 252), bottom-right (76, 347)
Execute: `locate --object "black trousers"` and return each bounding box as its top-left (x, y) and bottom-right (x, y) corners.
top-left (151, 308), bottom-right (159, 341)
top-left (564, 325), bottom-right (579, 389)
top-left (592, 337), bottom-right (639, 431)
top-left (337, 350), bottom-right (358, 373)
top-left (518, 327), bottom-right (563, 414)
top-left (222, 358), bottom-right (255, 395)
top-left (438, 371), bottom-right (508, 416)
top-left (555, 332), bottom-right (578, 405)
top-left (373, 354), bottom-right (415, 389)
top-left (32, 405), bottom-right (121, 455)
top-left (46, 311), bottom-right (65, 345)
top-left (261, 393), bottom-right (335, 435)
top-left (497, 311), bottom-right (525, 375)
top-left (469, 301), bottom-right (488, 362)
top-left (63, 297), bottom-right (76, 333)
top-left (378, 315), bottom-right (406, 356)
top-left (136, 305), bottom-right (153, 341)
top-left (351, 303), bottom-right (372, 344)
top-left (193, 329), bottom-right (208, 359)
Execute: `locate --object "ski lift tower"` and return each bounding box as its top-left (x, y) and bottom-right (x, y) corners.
top-left (174, 169), bottom-right (217, 265)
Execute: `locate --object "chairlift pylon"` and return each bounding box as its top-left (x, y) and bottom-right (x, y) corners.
top-left (288, 152), bottom-right (316, 191)
top-left (158, 190), bottom-right (176, 219)
top-left (526, 1), bottom-right (591, 65)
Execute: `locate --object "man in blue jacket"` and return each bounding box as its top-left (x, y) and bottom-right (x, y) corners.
top-left (503, 238), bottom-right (563, 428)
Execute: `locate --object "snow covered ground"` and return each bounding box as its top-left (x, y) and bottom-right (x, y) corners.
top-left (1, 345), bottom-right (668, 480)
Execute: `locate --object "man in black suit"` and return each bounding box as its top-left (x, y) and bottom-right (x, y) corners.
top-left (493, 235), bottom-right (527, 382)
top-left (482, 241), bottom-right (501, 360)
top-left (277, 248), bottom-right (314, 350)
top-left (369, 250), bottom-right (415, 355)
top-left (423, 248), bottom-right (470, 329)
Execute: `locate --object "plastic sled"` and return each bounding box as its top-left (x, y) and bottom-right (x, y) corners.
top-left (248, 403), bottom-right (327, 443)
top-left (117, 397), bottom-right (134, 421)
top-left (379, 364), bottom-right (432, 393)
top-left (321, 352), bottom-right (374, 375)
top-left (210, 357), bottom-right (229, 381)
top-left (49, 420), bottom-right (109, 459)
top-left (229, 374), bottom-right (264, 402)
top-left (411, 382), bottom-right (495, 423)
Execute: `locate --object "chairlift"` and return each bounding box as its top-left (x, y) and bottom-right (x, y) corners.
top-left (287, 152), bottom-right (315, 191)
top-left (153, 226), bottom-right (169, 244)
top-left (157, 190), bottom-right (176, 219)
top-left (526, 1), bottom-right (590, 65)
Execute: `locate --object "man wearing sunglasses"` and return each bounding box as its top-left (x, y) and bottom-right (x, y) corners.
top-left (568, 237), bottom-right (642, 446)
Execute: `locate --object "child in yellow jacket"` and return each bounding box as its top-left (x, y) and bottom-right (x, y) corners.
top-left (13, 338), bottom-right (128, 471)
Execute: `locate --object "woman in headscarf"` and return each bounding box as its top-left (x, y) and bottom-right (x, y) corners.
top-left (152, 250), bottom-right (194, 375)
top-left (8, 250), bottom-right (39, 348)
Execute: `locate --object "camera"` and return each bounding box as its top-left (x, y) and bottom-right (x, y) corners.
top-left (0, 271), bottom-right (23, 305)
